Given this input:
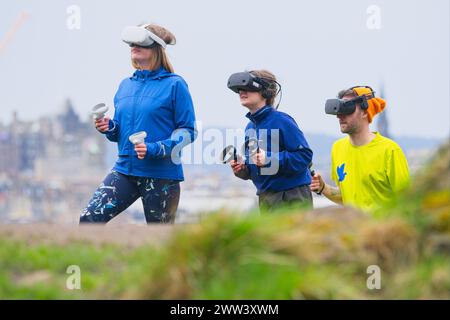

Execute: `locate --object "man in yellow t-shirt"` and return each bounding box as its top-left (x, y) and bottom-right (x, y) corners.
top-left (310, 86), bottom-right (410, 212)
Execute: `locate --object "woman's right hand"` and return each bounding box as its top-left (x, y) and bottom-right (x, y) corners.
top-left (95, 117), bottom-right (111, 133)
top-left (310, 171), bottom-right (325, 193)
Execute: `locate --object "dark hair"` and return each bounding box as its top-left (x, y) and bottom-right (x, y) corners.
top-left (337, 88), bottom-right (357, 99)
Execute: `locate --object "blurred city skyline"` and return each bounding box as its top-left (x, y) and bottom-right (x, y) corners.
top-left (0, 99), bottom-right (439, 224)
top-left (1, 0), bottom-right (449, 140)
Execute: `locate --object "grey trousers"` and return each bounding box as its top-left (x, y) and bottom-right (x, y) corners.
top-left (258, 185), bottom-right (313, 212)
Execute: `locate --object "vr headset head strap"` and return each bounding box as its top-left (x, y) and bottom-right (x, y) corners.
top-left (122, 24), bottom-right (167, 49)
top-left (140, 24), bottom-right (167, 48)
top-left (249, 71), bottom-right (277, 99)
top-left (349, 85), bottom-right (376, 109)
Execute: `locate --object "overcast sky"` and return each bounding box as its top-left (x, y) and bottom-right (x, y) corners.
top-left (1, 0), bottom-right (449, 139)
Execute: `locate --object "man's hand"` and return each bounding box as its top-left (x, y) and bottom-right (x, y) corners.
top-left (310, 171), bottom-right (325, 194)
top-left (310, 171), bottom-right (343, 204)
top-left (134, 143), bottom-right (147, 160)
top-left (95, 117), bottom-right (111, 133)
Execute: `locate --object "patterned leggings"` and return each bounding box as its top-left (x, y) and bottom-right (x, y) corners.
top-left (80, 171), bottom-right (180, 224)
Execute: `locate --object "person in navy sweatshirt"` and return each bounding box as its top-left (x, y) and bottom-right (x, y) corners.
top-left (80, 23), bottom-right (196, 224)
top-left (228, 70), bottom-right (313, 212)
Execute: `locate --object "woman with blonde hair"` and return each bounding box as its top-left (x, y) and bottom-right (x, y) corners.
top-left (81, 23), bottom-right (196, 224)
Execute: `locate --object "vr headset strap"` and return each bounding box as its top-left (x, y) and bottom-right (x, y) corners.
top-left (140, 24), bottom-right (167, 48)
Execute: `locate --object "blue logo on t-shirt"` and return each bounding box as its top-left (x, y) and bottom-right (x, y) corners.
top-left (337, 163), bottom-right (347, 182)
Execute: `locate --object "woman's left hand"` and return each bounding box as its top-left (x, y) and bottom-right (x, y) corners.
top-left (135, 143), bottom-right (147, 160)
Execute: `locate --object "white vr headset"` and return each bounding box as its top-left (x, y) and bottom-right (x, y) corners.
top-left (121, 24), bottom-right (168, 49)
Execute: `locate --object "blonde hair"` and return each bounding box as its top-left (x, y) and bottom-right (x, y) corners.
top-left (131, 24), bottom-right (176, 73)
top-left (249, 70), bottom-right (278, 106)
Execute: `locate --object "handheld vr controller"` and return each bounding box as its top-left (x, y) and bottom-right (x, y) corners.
top-left (91, 103), bottom-right (109, 120)
top-left (220, 137), bottom-right (260, 164)
top-left (129, 131), bottom-right (147, 145)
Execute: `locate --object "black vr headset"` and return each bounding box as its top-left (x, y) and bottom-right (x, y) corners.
top-left (227, 71), bottom-right (283, 108)
top-left (325, 86), bottom-right (375, 115)
top-left (227, 72), bottom-right (274, 98)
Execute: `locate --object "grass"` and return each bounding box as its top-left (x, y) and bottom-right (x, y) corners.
top-left (0, 142), bottom-right (448, 299)
top-left (0, 211), bottom-right (447, 299)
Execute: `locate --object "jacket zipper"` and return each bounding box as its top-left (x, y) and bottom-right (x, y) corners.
top-left (129, 83), bottom-right (138, 175)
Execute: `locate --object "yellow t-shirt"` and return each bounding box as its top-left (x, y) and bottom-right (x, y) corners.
top-left (331, 132), bottom-right (410, 212)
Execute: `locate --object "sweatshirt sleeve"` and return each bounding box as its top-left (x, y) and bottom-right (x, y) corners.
top-left (268, 114), bottom-right (313, 175)
top-left (146, 78), bottom-right (197, 159)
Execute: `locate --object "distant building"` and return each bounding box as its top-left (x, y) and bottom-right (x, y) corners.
top-left (376, 83), bottom-right (391, 139)
top-left (0, 130), bottom-right (19, 176)
top-left (57, 98), bottom-right (84, 134)
top-left (0, 98), bottom-right (106, 179)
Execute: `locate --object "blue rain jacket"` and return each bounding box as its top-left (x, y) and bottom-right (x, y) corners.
top-left (104, 67), bottom-right (196, 180)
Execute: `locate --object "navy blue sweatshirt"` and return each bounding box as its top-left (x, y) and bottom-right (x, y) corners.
top-left (243, 105), bottom-right (313, 194)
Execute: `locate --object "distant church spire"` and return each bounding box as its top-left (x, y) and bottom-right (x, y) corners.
top-left (376, 82), bottom-right (391, 138)
top-left (58, 98), bottom-right (81, 133)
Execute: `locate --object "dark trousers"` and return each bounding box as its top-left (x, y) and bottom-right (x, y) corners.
top-left (80, 171), bottom-right (180, 224)
top-left (258, 185), bottom-right (313, 213)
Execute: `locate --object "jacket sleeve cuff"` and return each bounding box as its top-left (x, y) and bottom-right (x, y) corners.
top-left (101, 119), bottom-right (116, 135)
top-left (146, 142), bottom-right (162, 159)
